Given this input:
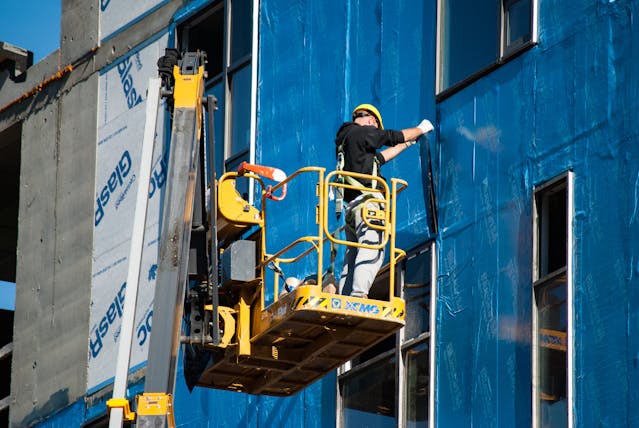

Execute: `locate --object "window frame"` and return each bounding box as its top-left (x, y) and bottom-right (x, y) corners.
top-left (223, 0), bottom-right (257, 174)
top-left (337, 241), bottom-right (437, 428)
top-left (436, 0), bottom-right (538, 99)
top-left (176, 0), bottom-right (258, 193)
top-left (532, 171), bottom-right (574, 428)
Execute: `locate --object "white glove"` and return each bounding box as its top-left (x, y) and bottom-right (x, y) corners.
top-left (417, 119), bottom-right (434, 135)
top-left (405, 140), bottom-right (417, 147)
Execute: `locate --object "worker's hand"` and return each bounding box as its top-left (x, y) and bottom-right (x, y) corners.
top-left (417, 119), bottom-right (434, 135)
top-left (405, 140), bottom-right (417, 147)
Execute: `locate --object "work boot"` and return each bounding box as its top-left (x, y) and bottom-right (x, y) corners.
top-left (350, 293), bottom-right (367, 299)
top-left (322, 283), bottom-right (337, 294)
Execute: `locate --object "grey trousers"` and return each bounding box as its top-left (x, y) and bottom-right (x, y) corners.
top-left (338, 195), bottom-right (385, 298)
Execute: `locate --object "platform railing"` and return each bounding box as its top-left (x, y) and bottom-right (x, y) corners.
top-left (323, 171), bottom-right (408, 299)
top-left (218, 167), bottom-right (408, 309)
top-left (262, 168), bottom-right (408, 303)
top-left (260, 167), bottom-right (326, 307)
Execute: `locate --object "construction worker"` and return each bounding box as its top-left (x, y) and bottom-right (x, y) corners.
top-left (335, 104), bottom-right (433, 298)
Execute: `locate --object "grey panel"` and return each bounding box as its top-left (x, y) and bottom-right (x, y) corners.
top-left (11, 103), bottom-right (60, 427)
top-left (221, 240), bottom-right (256, 286)
top-left (61, 0), bottom-right (98, 65)
top-left (9, 74), bottom-right (98, 428)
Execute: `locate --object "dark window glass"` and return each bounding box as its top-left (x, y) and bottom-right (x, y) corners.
top-left (404, 249), bottom-right (431, 340)
top-left (340, 354), bottom-right (397, 428)
top-left (536, 278), bottom-right (567, 428)
top-left (534, 176), bottom-right (568, 428)
top-left (438, 0), bottom-right (535, 95)
top-left (506, 0), bottom-right (532, 47)
top-left (229, 64), bottom-right (252, 156)
top-left (536, 185), bottom-right (567, 277)
top-left (224, 151), bottom-right (250, 200)
top-left (405, 341), bottom-right (429, 428)
top-left (180, 6), bottom-right (224, 79)
top-left (230, 0), bottom-right (252, 64)
top-left (207, 82), bottom-right (225, 177)
top-left (439, 0), bottom-right (499, 90)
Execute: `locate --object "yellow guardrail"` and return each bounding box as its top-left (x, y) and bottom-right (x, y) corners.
top-left (265, 168), bottom-right (407, 303)
top-left (323, 171), bottom-right (407, 298)
top-left (261, 167), bottom-right (326, 305)
top-left (218, 166), bottom-right (408, 308)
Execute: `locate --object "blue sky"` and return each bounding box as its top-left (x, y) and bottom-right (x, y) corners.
top-left (0, 281), bottom-right (15, 311)
top-left (0, 1), bottom-right (62, 63)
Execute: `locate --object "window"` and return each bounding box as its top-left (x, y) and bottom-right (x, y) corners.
top-left (436, 0), bottom-right (537, 97)
top-left (532, 173), bottom-right (573, 428)
top-left (0, 122), bottom-right (20, 427)
top-left (341, 354), bottom-right (397, 428)
top-left (225, 0), bottom-right (253, 177)
top-left (338, 243), bottom-right (436, 428)
top-left (404, 341), bottom-right (429, 428)
top-left (178, 0), bottom-right (256, 198)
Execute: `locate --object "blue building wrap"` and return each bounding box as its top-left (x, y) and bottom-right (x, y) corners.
top-left (33, 0), bottom-right (639, 426)
top-left (436, 1), bottom-right (639, 427)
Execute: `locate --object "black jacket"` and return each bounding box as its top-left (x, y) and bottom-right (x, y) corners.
top-left (335, 122), bottom-right (405, 202)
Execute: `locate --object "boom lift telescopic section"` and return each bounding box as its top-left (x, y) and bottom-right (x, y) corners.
top-left (108, 50), bottom-right (409, 426)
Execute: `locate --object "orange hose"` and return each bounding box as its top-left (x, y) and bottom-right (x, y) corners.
top-left (237, 161), bottom-right (287, 200)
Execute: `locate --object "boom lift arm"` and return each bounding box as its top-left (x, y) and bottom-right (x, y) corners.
top-left (107, 50), bottom-right (209, 428)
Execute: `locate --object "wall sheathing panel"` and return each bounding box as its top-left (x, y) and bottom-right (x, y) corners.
top-left (99, 0), bottom-right (168, 42)
top-left (88, 33), bottom-right (169, 393)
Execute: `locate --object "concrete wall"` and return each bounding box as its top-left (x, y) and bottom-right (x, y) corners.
top-left (11, 73), bottom-right (97, 427)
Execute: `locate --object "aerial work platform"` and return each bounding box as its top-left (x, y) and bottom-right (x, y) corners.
top-left (185, 166), bottom-right (408, 396)
top-left (197, 286), bottom-right (405, 396)
top-left (108, 50), bottom-right (409, 427)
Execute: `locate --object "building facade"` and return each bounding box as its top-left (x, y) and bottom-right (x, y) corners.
top-left (1, 0), bottom-right (638, 427)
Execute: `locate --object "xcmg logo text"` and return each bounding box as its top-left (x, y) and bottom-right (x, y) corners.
top-left (331, 298), bottom-right (381, 315)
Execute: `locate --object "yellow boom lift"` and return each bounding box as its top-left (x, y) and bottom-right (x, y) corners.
top-left (107, 50), bottom-right (408, 427)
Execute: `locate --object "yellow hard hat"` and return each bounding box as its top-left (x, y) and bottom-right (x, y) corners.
top-left (352, 103), bottom-right (384, 129)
